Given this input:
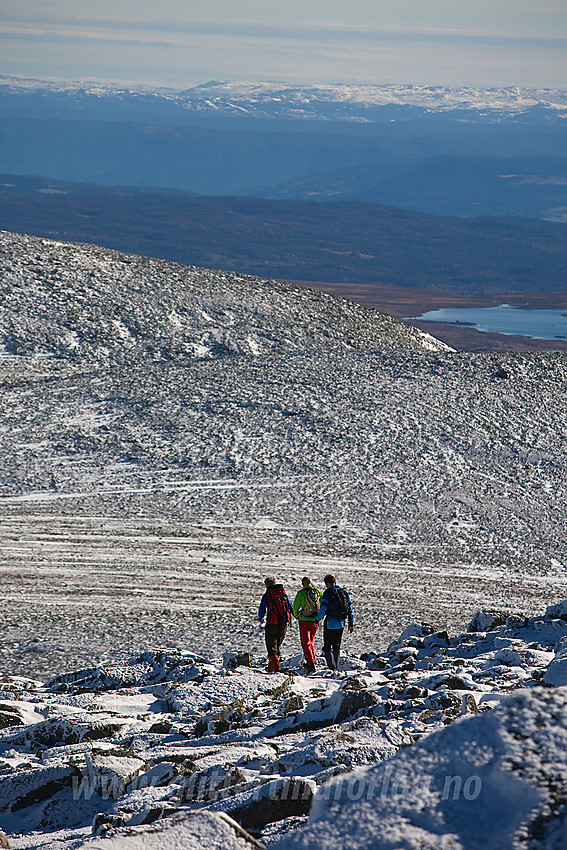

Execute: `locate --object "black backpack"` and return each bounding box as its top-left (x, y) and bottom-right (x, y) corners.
top-left (327, 587), bottom-right (349, 621)
top-left (267, 585), bottom-right (291, 625)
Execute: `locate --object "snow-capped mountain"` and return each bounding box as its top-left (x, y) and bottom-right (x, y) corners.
top-left (177, 80), bottom-right (567, 121)
top-left (2, 75), bottom-right (566, 123)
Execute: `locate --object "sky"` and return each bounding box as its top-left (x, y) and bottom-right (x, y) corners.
top-left (1, 0), bottom-right (566, 89)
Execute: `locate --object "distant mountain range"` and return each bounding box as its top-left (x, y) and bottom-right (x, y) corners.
top-left (1, 77), bottom-right (566, 221)
top-left (2, 77), bottom-right (567, 123)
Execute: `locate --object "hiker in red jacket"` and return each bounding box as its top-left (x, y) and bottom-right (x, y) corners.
top-left (258, 576), bottom-right (293, 672)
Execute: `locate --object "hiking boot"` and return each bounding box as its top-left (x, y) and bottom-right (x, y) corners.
top-left (267, 654), bottom-right (280, 673)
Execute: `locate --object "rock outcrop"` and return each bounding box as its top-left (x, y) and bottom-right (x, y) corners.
top-left (3, 602), bottom-right (567, 846)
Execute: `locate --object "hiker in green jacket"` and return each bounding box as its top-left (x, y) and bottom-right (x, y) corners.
top-left (293, 576), bottom-right (322, 674)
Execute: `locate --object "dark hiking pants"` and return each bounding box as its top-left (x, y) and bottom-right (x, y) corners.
top-left (265, 622), bottom-right (287, 657)
top-left (323, 624), bottom-right (344, 670)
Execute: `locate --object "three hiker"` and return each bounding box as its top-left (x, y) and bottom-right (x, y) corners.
top-left (258, 577), bottom-right (293, 673)
top-left (292, 576), bottom-right (322, 674)
top-left (315, 573), bottom-right (354, 671)
top-left (259, 573), bottom-right (354, 673)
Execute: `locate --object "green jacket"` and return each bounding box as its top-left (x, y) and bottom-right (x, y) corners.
top-left (293, 585), bottom-right (322, 622)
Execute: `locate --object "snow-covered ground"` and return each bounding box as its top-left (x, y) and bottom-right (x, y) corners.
top-left (1, 230), bottom-right (567, 845)
top-left (0, 230), bottom-right (566, 686)
top-left (3, 605), bottom-right (567, 849)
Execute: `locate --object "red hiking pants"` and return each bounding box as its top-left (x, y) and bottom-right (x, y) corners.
top-left (299, 620), bottom-right (318, 669)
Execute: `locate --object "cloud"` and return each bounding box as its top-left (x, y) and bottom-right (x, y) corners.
top-left (1, 4), bottom-right (565, 89)
top-left (2, 16), bottom-right (566, 51)
top-left (1, 24), bottom-right (177, 48)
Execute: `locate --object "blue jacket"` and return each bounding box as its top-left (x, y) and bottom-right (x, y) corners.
top-left (315, 585), bottom-right (354, 630)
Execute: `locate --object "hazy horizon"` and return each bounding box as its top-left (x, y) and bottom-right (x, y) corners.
top-left (1, 0), bottom-right (566, 89)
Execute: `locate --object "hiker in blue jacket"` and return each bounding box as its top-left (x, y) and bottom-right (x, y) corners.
top-left (315, 573), bottom-right (354, 671)
top-left (258, 576), bottom-right (293, 673)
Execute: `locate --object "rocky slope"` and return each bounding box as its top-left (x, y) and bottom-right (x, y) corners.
top-left (0, 231), bottom-right (445, 362)
top-left (0, 231), bottom-right (566, 684)
top-left (2, 601), bottom-right (567, 848)
top-left (1, 231), bottom-right (567, 846)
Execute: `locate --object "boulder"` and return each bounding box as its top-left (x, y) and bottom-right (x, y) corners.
top-left (284, 695), bottom-right (304, 715)
top-left (178, 764), bottom-right (249, 803)
top-left (359, 653), bottom-right (388, 670)
top-left (270, 717), bottom-right (411, 777)
top-left (167, 670), bottom-right (290, 718)
top-left (46, 650), bottom-right (205, 693)
top-left (275, 687), bottom-right (567, 850)
top-left (89, 810), bottom-right (264, 849)
top-left (505, 615), bottom-right (528, 629)
top-left (223, 652), bottom-right (253, 669)
top-left (397, 623), bottom-right (436, 643)
top-left (335, 689), bottom-right (380, 724)
top-left (0, 706), bottom-right (23, 730)
top-left (461, 694), bottom-right (479, 715)
top-left (0, 764), bottom-right (95, 834)
top-left (194, 699), bottom-right (248, 737)
top-left (0, 765), bottom-right (81, 816)
top-left (467, 610), bottom-right (509, 633)
top-left (422, 631), bottom-right (450, 650)
top-left (490, 647), bottom-right (524, 667)
top-left (543, 637), bottom-right (567, 687)
top-left (126, 804), bottom-right (179, 827)
top-left (132, 760), bottom-right (191, 789)
top-left (92, 812), bottom-right (129, 835)
top-left (544, 600), bottom-right (567, 622)
top-left (85, 752), bottom-right (147, 798)
top-left (211, 777), bottom-right (316, 830)
top-left (264, 680), bottom-right (382, 736)
top-left (423, 692), bottom-right (461, 712)
top-left (5, 717), bottom-right (124, 749)
top-left (417, 672), bottom-right (477, 692)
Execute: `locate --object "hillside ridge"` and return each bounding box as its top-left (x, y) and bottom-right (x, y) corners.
top-left (0, 230), bottom-right (449, 362)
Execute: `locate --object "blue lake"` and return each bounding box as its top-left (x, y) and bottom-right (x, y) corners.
top-left (407, 304), bottom-right (567, 342)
